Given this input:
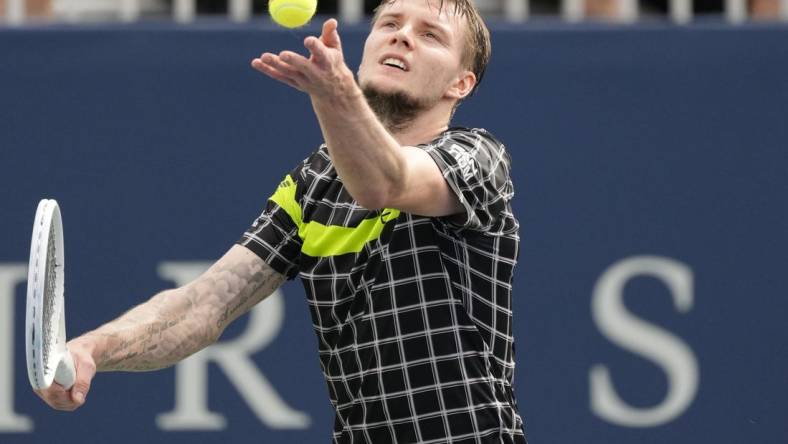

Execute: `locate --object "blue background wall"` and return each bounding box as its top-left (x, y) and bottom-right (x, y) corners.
top-left (1, 21), bottom-right (787, 443)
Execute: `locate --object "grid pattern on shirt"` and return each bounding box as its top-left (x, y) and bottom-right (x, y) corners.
top-left (239, 127), bottom-right (526, 443)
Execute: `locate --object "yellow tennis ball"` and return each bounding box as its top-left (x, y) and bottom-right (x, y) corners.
top-left (269, 0), bottom-right (317, 28)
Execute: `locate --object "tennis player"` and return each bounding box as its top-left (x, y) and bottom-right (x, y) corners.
top-left (35, 0), bottom-right (525, 442)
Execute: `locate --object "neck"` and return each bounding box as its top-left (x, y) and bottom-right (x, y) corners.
top-left (387, 109), bottom-right (451, 146)
top-left (362, 85), bottom-right (455, 146)
top-left (378, 104), bottom-right (455, 146)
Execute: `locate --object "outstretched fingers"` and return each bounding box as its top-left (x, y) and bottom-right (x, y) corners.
top-left (251, 53), bottom-right (309, 91)
top-left (251, 20), bottom-right (348, 96)
top-left (304, 36), bottom-right (327, 66)
top-left (279, 50), bottom-right (313, 75)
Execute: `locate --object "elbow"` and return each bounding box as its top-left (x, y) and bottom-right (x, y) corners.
top-left (350, 149), bottom-right (409, 210)
top-left (354, 190), bottom-right (390, 210)
top-left (353, 168), bottom-right (405, 210)
top-left (353, 182), bottom-right (402, 210)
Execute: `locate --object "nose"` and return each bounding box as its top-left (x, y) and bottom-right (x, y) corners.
top-left (389, 25), bottom-right (413, 49)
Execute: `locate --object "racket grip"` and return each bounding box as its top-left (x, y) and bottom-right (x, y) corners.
top-left (54, 350), bottom-right (76, 390)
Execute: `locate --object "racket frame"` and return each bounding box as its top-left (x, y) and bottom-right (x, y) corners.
top-left (26, 199), bottom-right (75, 390)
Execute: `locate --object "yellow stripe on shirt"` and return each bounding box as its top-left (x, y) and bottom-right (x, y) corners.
top-left (269, 174), bottom-right (400, 257)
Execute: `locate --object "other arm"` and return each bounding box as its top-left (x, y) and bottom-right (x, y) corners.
top-left (35, 244), bottom-right (285, 410)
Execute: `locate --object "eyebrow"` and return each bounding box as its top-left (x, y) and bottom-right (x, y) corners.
top-left (421, 19), bottom-right (451, 40)
top-left (377, 12), bottom-right (452, 40)
top-left (377, 11), bottom-right (402, 21)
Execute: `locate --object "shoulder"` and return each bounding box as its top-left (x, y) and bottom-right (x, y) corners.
top-left (431, 127), bottom-right (504, 149)
top-left (423, 127), bottom-right (511, 179)
top-left (427, 127), bottom-right (508, 161)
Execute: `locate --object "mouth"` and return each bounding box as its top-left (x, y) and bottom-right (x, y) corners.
top-left (380, 55), bottom-right (408, 72)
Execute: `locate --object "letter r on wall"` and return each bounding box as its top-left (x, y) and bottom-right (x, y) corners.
top-left (154, 262), bottom-right (310, 431)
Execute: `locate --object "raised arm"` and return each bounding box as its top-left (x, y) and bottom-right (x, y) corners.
top-left (251, 19), bottom-right (466, 217)
top-left (35, 244), bottom-right (285, 411)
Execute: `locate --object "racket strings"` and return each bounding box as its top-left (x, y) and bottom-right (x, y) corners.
top-left (30, 209), bottom-right (45, 386)
top-left (41, 223), bottom-right (58, 376)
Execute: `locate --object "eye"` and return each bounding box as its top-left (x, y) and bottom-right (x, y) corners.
top-left (382, 21), bottom-right (397, 29)
top-left (424, 32), bottom-right (438, 39)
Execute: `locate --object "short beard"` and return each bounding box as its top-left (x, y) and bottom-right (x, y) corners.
top-left (362, 85), bottom-right (429, 133)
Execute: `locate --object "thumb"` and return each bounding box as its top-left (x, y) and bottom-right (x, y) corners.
top-left (69, 356), bottom-right (96, 405)
top-left (321, 19), bottom-right (342, 51)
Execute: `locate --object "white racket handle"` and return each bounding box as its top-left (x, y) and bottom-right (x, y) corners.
top-left (54, 349), bottom-right (76, 390)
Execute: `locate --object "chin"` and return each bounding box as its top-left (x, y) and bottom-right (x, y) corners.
top-left (361, 76), bottom-right (410, 96)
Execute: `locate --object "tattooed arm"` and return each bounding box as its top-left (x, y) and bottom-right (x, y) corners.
top-left (34, 244), bottom-right (285, 411)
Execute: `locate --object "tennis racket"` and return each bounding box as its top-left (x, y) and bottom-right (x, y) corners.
top-left (26, 199), bottom-right (76, 390)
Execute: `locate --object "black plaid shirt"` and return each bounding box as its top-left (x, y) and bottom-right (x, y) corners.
top-left (239, 127), bottom-right (525, 443)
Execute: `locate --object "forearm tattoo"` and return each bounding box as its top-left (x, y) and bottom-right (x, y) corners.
top-left (86, 248), bottom-right (286, 372)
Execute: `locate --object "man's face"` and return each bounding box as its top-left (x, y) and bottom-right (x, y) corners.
top-left (358, 0), bottom-right (470, 108)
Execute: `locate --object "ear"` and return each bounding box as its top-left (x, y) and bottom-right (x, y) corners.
top-left (445, 70), bottom-right (477, 100)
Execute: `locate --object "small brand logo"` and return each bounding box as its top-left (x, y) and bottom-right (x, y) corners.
top-left (447, 144), bottom-right (478, 181)
top-left (379, 211), bottom-right (393, 223)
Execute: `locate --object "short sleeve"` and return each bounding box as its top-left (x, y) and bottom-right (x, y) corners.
top-left (420, 128), bottom-right (514, 232)
top-left (237, 161), bottom-right (309, 280)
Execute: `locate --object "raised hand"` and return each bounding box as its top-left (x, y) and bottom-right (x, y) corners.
top-left (251, 19), bottom-right (357, 99)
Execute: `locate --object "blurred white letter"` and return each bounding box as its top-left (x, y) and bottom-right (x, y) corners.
top-left (155, 262), bottom-right (310, 430)
top-left (0, 264), bottom-right (33, 432)
top-left (590, 256), bottom-right (699, 427)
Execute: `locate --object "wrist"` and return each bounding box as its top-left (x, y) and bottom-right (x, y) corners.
top-left (312, 67), bottom-right (363, 109)
top-left (71, 332), bottom-right (103, 367)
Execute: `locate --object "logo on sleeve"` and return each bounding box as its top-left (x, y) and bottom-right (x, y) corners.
top-left (447, 144), bottom-right (479, 182)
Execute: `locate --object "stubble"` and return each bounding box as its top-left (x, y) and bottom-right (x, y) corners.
top-left (362, 85), bottom-right (430, 133)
